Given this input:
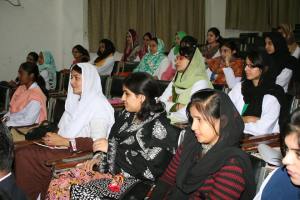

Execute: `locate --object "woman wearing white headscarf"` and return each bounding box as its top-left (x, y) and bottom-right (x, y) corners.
top-left (15, 63), bottom-right (115, 200)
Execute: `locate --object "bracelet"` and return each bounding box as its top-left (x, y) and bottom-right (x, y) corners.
top-left (69, 138), bottom-right (77, 152)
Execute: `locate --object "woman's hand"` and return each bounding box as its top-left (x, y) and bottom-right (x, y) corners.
top-left (243, 116), bottom-right (259, 123)
top-left (77, 158), bottom-right (100, 171)
top-left (43, 132), bottom-right (69, 147)
top-left (93, 138), bottom-right (108, 153)
top-left (225, 55), bottom-right (231, 67)
top-left (168, 96), bottom-right (173, 102)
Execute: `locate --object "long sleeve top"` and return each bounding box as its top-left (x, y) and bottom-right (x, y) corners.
top-left (228, 82), bottom-right (280, 136)
top-left (153, 145), bottom-right (246, 200)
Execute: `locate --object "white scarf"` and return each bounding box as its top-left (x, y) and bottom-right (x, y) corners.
top-left (58, 63), bottom-right (114, 139)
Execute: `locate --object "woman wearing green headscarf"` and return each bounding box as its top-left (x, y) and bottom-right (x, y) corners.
top-left (133, 37), bottom-right (168, 79)
top-left (159, 36), bottom-right (213, 123)
top-left (161, 31), bottom-right (187, 81)
top-left (38, 51), bottom-right (57, 90)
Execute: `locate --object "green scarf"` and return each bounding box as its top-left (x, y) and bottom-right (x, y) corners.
top-left (172, 49), bottom-right (213, 105)
top-left (38, 51), bottom-right (57, 90)
top-left (173, 31), bottom-right (187, 55)
top-left (133, 38), bottom-right (166, 76)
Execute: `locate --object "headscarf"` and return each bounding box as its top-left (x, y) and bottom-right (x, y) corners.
top-left (169, 89), bottom-right (255, 199)
top-left (173, 31), bottom-right (187, 55)
top-left (38, 51), bottom-right (57, 90)
top-left (133, 38), bottom-right (166, 76)
top-left (123, 29), bottom-right (139, 62)
top-left (172, 49), bottom-right (213, 106)
top-left (10, 84), bottom-right (47, 124)
top-left (263, 32), bottom-right (297, 83)
top-left (58, 63), bottom-right (114, 139)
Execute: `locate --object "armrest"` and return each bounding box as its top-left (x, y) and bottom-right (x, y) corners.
top-left (45, 151), bottom-right (93, 169)
top-left (14, 139), bottom-right (40, 149)
top-left (241, 133), bottom-right (280, 152)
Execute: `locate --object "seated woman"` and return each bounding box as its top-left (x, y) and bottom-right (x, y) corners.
top-left (15, 63), bottom-right (115, 199)
top-left (134, 37), bottom-right (168, 79)
top-left (71, 44), bottom-right (90, 65)
top-left (159, 36), bottom-right (213, 123)
top-left (3, 62), bottom-right (47, 129)
top-left (137, 32), bottom-right (152, 60)
top-left (38, 51), bottom-right (57, 90)
top-left (91, 39), bottom-right (116, 75)
top-left (254, 108), bottom-right (300, 199)
top-left (121, 29), bottom-right (140, 63)
top-left (150, 89), bottom-right (255, 199)
top-left (277, 24), bottom-right (300, 59)
top-left (264, 32), bottom-right (298, 93)
top-left (229, 51), bottom-right (285, 136)
top-left (46, 72), bottom-right (180, 199)
top-left (207, 40), bottom-right (244, 90)
top-left (161, 31), bottom-right (187, 81)
top-left (200, 27), bottom-right (223, 60)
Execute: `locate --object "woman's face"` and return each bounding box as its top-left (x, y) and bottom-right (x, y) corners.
top-left (143, 35), bottom-right (151, 46)
top-left (121, 86), bottom-right (145, 113)
top-left (26, 55), bottom-right (36, 64)
top-left (282, 132), bottom-right (300, 186)
top-left (190, 105), bottom-right (220, 145)
top-left (175, 55), bottom-right (190, 72)
top-left (70, 69), bottom-right (82, 95)
top-left (126, 33), bottom-right (133, 45)
top-left (175, 34), bottom-right (181, 45)
top-left (207, 31), bottom-right (218, 44)
top-left (220, 45), bottom-right (235, 60)
top-left (244, 58), bottom-right (262, 81)
top-left (18, 67), bottom-right (33, 85)
top-left (149, 40), bottom-right (158, 54)
top-left (38, 52), bottom-right (44, 65)
top-left (265, 37), bottom-right (275, 54)
top-left (72, 48), bottom-right (82, 60)
top-left (98, 42), bottom-right (106, 54)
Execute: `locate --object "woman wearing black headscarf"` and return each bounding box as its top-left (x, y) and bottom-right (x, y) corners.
top-left (263, 32), bottom-right (298, 93)
top-left (229, 51), bottom-right (286, 136)
top-left (150, 89), bottom-right (255, 200)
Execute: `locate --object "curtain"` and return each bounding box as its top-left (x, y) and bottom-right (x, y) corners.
top-left (226, 0), bottom-right (300, 31)
top-left (88, 0), bottom-right (205, 52)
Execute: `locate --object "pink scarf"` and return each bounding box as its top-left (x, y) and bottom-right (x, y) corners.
top-left (10, 85), bottom-right (47, 124)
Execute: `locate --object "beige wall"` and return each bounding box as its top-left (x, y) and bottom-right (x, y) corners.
top-left (0, 0), bottom-right (255, 81)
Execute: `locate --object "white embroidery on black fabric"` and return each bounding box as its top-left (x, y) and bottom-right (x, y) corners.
top-left (125, 150), bottom-right (132, 165)
top-left (120, 135), bottom-right (135, 145)
top-left (143, 167), bottom-right (155, 180)
top-left (136, 129), bottom-right (162, 160)
top-left (119, 122), bottom-right (128, 133)
top-left (131, 150), bottom-right (138, 156)
top-left (152, 120), bottom-right (167, 140)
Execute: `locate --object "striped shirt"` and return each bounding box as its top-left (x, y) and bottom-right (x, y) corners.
top-left (159, 145), bottom-right (246, 200)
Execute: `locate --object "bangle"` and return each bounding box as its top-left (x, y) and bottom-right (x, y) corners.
top-left (69, 138), bottom-right (77, 152)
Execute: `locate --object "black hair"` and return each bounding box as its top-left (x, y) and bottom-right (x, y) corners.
top-left (19, 62), bottom-right (48, 97)
top-left (143, 32), bottom-right (152, 40)
top-left (281, 108), bottom-right (300, 156)
top-left (71, 64), bottom-right (82, 74)
top-left (123, 72), bottom-right (164, 120)
top-left (27, 52), bottom-right (39, 63)
top-left (246, 51), bottom-right (264, 70)
top-left (187, 90), bottom-right (221, 132)
top-left (0, 122), bottom-right (13, 172)
top-left (150, 37), bottom-right (159, 45)
top-left (73, 45), bottom-right (90, 62)
top-left (179, 35), bottom-right (198, 60)
top-left (207, 27), bottom-right (223, 44)
top-left (96, 39), bottom-right (116, 61)
top-left (221, 40), bottom-right (238, 54)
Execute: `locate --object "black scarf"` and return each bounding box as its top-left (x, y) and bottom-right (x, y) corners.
top-left (263, 32), bottom-right (297, 83)
top-left (168, 89), bottom-right (256, 200)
